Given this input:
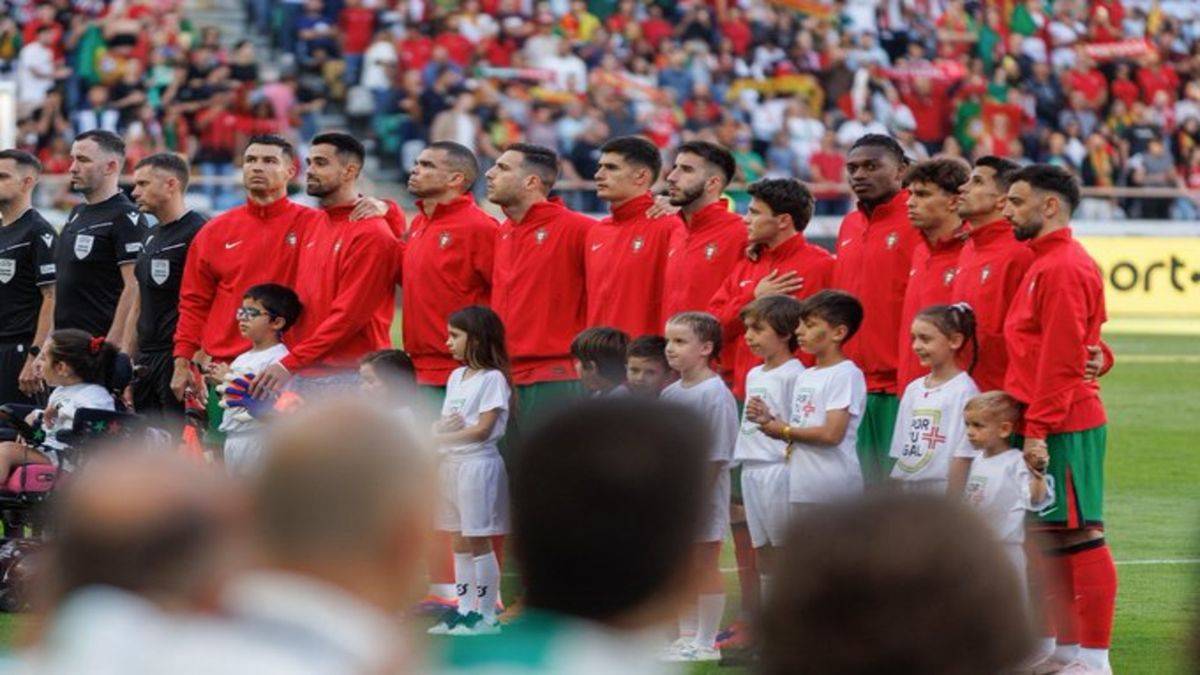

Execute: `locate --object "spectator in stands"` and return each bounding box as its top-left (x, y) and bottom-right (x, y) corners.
top-left (1129, 137), bottom-right (1181, 219)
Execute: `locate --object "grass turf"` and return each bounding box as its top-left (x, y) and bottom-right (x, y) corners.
top-left (0, 333), bottom-right (1196, 674)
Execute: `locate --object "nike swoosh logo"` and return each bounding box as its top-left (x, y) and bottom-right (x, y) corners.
top-left (739, 280), bottom-right (753, 287)
top-left (840, 239), bottom-right (853, 247)
top-left (591, 243), bottom-right (603, 251)
top-left (225, 241), bottom-right (242, 249)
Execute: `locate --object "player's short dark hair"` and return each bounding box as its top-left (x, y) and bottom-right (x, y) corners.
top-left (243, 283), bottom-right (302, 331)
top-left (1010, 163), bottom-right (1081, 213)
top-left (135, 153), bottom-right (190, 189)
top-left (506, 142), bottom-right (559, 191)
top-left (747, 178), bottom-right (814, 232)
top-left (570, 327), bottom-right (630, 383)
top-left (360, 349), bottom-right (416, 390)
top-left (0, 149), bottom-right (43, 174)
top-left (626, 334), bottom-right (668, 368)
top-left (600, 136), bottom-right (662, 181)
top-left (973, 156), bottom-right (1021, 192)
top-left (799, 290), bottom-right (864, 343)
top-left (512, 398), bottom-right (708, 622)
top-left (740, 295), bottom-right (804, 352)
top-left (428, 141), bottom-right (480, 192)
top-left (849, 133), bottom-right (909, 166)
top-left (902, 157), bottom-right (970, 194)
top-left (677, 140), bottom-right (736, 186)
top-left (75, 130), bottom-right (126, 158)
top-left (760, 493), bottom-right (1032, 675)
top-left (666, 311), bottom-right (723, 358)
top-left (311, 131), bottom-right (366, 167)
top-left (245, 134), bottom-right (296, 161)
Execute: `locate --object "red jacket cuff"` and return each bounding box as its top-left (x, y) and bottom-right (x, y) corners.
top-left (280, 354), bottom-right (302, 372)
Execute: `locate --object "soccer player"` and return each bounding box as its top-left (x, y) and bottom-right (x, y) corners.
top-left (586, 136), bottom-right (682, 337)
top-left (569, 327), bottom-right (630, 397)
top-left (128, 153), bottom-right (206, 426)
top-left (625, 335), bottom-right (673, 398)
top-left (251, 132), bottom-right (396, 398)
top-left (0, 150), bottom-right (56, 405)
top-left (708, 178), bottom-right (833, 399)
top-left (660, 141), bottom-right (747, 320)
top-left (1002, 165), bottom-right (1116, 674)
top-left (831, 134), bottom-right (921, 484)
top-left (402, 142), bottom-right (497, 392)
top-left (895, 158), bottom-right (970, 390)
top-left (660, 312), bottom-right (738, 663)
top-left (952, 156), bottom-right (1034, 393)
top-left (172, 135), bottom-right (326, 435)
top-left (56, 130), bottom-right (148, 346)
top-left (486, 143), bottom-right (593, 425)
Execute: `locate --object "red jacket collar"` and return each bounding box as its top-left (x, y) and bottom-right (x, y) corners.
top-left (923, 227), bottom-right (968, 254)
top-left (323, 202), bottom-right (357, 222)
top-left (512, 198), bottom-right (565, 227)
top-left (758, 232), bottom-right (809, 262)
top-left (246, 195), bottom-right (292, 220)
top-left (610, 193), bottom-right (655, 223)
top-left (856, 189), bottom-right (910, 224)
top-left (416, 194), bottom-right (477, 221)
top-left (1028, 227), bottom-right (1073, 257)
top-left (683, 198), bottom-right (735, 232)
top-left (966, 218), bottom-right (1015, 246)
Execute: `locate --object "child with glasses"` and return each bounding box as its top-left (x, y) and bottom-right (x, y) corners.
top-left (213, 283), bottom-right (301, 475)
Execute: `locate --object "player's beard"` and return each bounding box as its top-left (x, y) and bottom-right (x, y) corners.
top-left (668, 182), bottom-right (704, 208)
top-left (1012, 214), bottom-right (1043, 241)
top-left (305, 179), bottom-right (336, 198)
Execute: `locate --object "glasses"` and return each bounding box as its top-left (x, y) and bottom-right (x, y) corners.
top-left (235, 307), bottom-right (271, 320)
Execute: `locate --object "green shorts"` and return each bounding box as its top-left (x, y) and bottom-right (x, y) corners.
top-left (1031, 425), bottom-right (1107, 530)
top-left (204, 382), bottom-right (226, 447)
top-left (731, 399), bottom-right (745, 503)
top-left (856, 392), bottom-right (899, 484)
top-left (419, 384), bottom-right (447, 413)
top-left (503, 380), bottom-right (582, 465)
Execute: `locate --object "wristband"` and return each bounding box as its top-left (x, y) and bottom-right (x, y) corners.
top-left (781, 424), bottom-right (791, 442)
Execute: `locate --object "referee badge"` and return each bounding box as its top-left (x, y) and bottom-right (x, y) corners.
top-left (151, 259), bottom-right (170, 285)
top-left (0, 259), bottom-right (14, 284)
top-left (74, 234), bottom-right (94, 259)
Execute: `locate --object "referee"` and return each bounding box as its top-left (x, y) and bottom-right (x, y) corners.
top-left (0, 150), bottom-right (57, 405)
top-left (128, 154), bottom-right (206, 425)
top-left (56, 130), bottom-right (148, 350)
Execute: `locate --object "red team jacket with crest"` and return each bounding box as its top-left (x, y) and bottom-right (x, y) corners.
top-left (402, 195), bottom-right (498, 386)
top-left (951, 218), bottom-right (1035, 392)
top-left (895, 232), bottom-right (967, 389)
top-left (661, 199), bottom-right (748, 320)
top-left (708, 233), bottom-right (834, 399)
top-left (493, 198), bottom-right (594, 385)
top-left (831, 190), bottom-right (921, 394)
top-left (280, 205), bottom-right (397, 375)
top-left (585, 192), bottom-right (683, 337)
top-left (174, 197), bottom-right (322, 362)
top-left (1004, 228), bottom-right (1107, 439)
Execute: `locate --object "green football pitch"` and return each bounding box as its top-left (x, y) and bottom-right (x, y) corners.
top-left (0, 333), bottom-right (1195, 674)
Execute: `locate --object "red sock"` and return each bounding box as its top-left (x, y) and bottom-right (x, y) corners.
top-left (1042, 549), bottom-right (1080, 645)
top-left (429, 531), bottom-right (454, 586)
top-left (731, 522), bottom-right (759, 618)
top-left (1069, 541), bottom-right (1117, 648)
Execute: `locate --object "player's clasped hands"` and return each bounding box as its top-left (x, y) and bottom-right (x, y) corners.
top-left (744, 396), bottom-right (774, 426)
top-left (435, 412), bottom-right (465, 434)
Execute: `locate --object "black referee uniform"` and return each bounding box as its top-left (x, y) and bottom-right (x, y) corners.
top-left (0, 208), bottom-right (58, 405)
top-left (54, 192), bottom-right (148, 337)
top-left (132, 210), bottom-right (206, 421)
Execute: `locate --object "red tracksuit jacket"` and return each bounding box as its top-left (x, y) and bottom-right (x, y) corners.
top-left (585, 192), bottom-right (683, 336)
top-left (661, 199), bottom-right (748, 320)
top-left (1004, 228), bottom-right (1107, 439)
top-left (831, 190), bottom-right (921, 394)
top-left (895, 231), bottom-right (967, 389)
top-left (708, 233), bottom-right (834, 398)
top-left (402, 195), bottom-right (497, 385)
top-left (951, 218), bottom-right (1035, 392)
top-left (280, 205), bottom-right (397, 374)
top-left (493, 198), bottom-right (594, 385)
top-left (174, 197), bottom-right (321, 362)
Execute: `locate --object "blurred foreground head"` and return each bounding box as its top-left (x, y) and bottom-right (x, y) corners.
top-left (512, 398), bottom-right (708, 626)
top-left (252, 398), bottom-right (434, 613)
top-left (49, 450), bottom-right (241, 611)
top-left (759, 494), bottom-right (1033, 675)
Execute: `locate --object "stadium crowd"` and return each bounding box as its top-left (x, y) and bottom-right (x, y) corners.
top-left (0, 121), bottom-right (1119, 672)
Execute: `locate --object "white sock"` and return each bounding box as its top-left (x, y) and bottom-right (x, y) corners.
top-left (473, 552), bottom-right (501, 620)
top-left (453, 553), bottom-right (476, 616)
top-left (695, 593), bottom-right (726, 650)
top-left (1078, 647), bottom-right (1110, 670)
top-left (429, 583), bottom-right (456, 599)
top-left (1053, 643), bottom-right (1080, 663)
top-left (677, 605), bottom-right (698, 639)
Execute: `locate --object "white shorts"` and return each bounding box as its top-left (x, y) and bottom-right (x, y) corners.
top-left (741, 463), bottom-right (790, 548)
top-left (696, 467), bottom-right (731, 543)
top-left (894, 477), bottom-right (948, 495)
top-left (435, 453), bottom-right (511, 537)
top-left (224, 433), bottom-right (265, 476)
